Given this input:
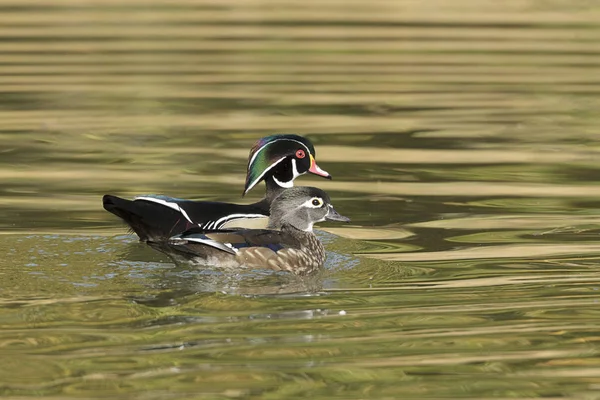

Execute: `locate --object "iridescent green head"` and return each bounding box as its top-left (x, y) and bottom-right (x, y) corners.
top-left (243, 134), bottom-right (331, 195)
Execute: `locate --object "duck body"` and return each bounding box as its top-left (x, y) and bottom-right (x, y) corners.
top-left (160, 187), bottom-right (350, 275)
top-left (103, 134), bottom-right (331, 242)
top-left (158, 224), bottom-right (325, 275)
top-left (102, 194), bottom-right (269, 242)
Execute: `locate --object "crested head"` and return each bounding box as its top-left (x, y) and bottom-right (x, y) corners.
top-left (268, 186), bottom-right (350, 232)
top-left (243, 134), bottom-right (331, 196)
top-left (252, 135), bottom-right (316, 161)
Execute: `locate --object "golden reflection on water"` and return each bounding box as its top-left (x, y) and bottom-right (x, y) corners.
top-left (2, 0), bottom-right (600, 398)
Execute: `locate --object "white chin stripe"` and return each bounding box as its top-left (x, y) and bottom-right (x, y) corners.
top-left (272, 158), bottom-right (300, 189)
top-left (291, 158), bottom-right (301, 180)
top-left (273, 175), bottom-right (294, 188)
top-left (134, 196), bottom-right (193, 224)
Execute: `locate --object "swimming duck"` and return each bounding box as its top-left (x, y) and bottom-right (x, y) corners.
top-left (159, 186), bottom-right (350, 275)
top-left (103, 134), bottom-right (331, 242)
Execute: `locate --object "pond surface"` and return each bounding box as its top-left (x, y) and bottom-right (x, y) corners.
top-left (2, 0), bottom-right (600, 398)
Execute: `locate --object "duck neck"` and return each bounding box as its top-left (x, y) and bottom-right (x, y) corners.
top-left (249, 177), bottom-right (287, 213)
top-left (281, 222), bottom-right (314, 237)
top-left (264, 175), bottom-right (288, 203)
top-left (282, 223), bottom-right (325, 266)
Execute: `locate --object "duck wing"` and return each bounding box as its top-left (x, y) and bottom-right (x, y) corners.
top-left (103, 194), bottom-right (269, 242)
top-left (164, 227), bottom-right (322, 274)
top-left (169, 227), bottom-right (300, 255)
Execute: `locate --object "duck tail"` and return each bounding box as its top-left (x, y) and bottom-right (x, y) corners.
top-left (103, 194), bottom-right (170, 242)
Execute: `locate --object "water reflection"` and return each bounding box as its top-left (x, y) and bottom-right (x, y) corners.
top-left (2, 0), bottom-right (600, 397)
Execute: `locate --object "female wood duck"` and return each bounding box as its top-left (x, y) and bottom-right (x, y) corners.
top-left (159, 187), bottom-right (350, 275)
top-left (103, 134), bottom-right (331, 242)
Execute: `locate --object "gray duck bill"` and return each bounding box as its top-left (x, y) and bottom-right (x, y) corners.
top-left (326, 207), bottom-right (350, 222)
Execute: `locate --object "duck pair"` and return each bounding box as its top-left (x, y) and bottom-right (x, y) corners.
top-left (103, 134), bottom-right (348, 275)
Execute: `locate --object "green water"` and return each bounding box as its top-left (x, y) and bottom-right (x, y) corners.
top-left (2, 0), bottom-right (600, 398)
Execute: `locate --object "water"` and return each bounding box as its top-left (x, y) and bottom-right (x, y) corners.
top-left (2, 0), bottom-right (600, 398)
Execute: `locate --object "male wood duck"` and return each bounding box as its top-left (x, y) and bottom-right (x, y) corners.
top-left (158, 187), bottom-right (350, 275)
top-left (103, 134), bottom-right (331, 242)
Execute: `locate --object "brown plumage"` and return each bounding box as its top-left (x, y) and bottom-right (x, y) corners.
top-left (102, 134), bottom-right (330, 242)
top-left (158, 187), bottom-right (349, 275)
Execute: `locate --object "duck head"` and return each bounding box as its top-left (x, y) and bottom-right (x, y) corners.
top-left (243, 134), bottom-right (331, 196)
top-left (268, 187), bottom-right (350, 232)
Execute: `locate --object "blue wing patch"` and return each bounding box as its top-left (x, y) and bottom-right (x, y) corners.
top-left (171, 230), bottom-right (286, 255)
top-left (265, 243), bottom-right (284, 252)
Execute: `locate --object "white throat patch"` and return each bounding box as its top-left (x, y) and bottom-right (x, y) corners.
top-left (272, 158), bottom-right (300, 189)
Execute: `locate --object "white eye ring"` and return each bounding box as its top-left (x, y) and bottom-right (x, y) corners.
top-left (300, 197), bottom-right (324, 208)
top-left (311, 197), bottom-right (323, 207)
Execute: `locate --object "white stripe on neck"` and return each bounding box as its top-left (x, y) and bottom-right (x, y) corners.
top-left (245, 156), bottom-right (287, 194)
top-left (272, 158), bottom-right (299, 189)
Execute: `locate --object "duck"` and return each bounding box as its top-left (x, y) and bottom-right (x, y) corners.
top-left (156, 186), bottom-right (350, 275)
top-left (103, 134), bottom-right (331, 242)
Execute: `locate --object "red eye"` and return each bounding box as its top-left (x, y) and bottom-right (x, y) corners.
top-left (295, 149), bottom-right (306, 159)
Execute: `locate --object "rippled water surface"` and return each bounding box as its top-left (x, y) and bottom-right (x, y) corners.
top-left (2, 0), bottom-right (600, 398)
